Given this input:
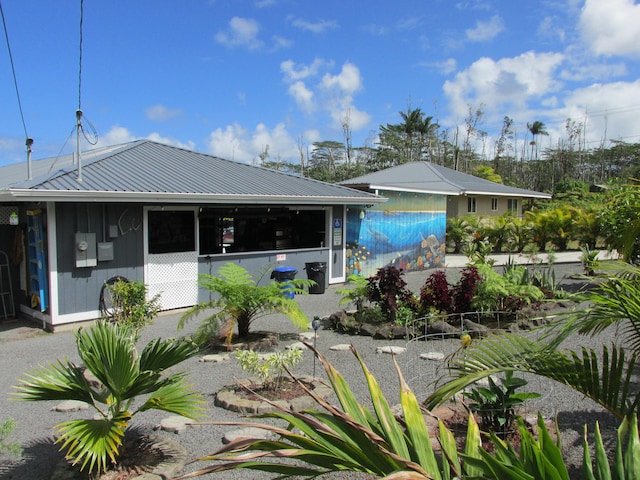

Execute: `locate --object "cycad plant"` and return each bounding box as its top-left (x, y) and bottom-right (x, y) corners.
top-left (13, 321), bottom-right (203, 474)
top-left (179, 262), bottom-right (312, 345)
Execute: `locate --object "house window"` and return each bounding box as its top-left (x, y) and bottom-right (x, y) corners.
top-left (148, 210), bottom-right (195, 254)
top-left (507, 199), bottom-right (518, 213)
top-left (467, 197), bottom-right (477, 213)
top-left (491, 198), bottom-right (498, 211)
top-left (199, 208), bottom-right (325, 254)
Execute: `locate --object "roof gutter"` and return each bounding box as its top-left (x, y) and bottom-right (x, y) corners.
top-left (7, 189), bottom-right (387, 205)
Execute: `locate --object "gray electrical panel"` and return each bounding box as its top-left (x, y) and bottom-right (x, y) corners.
top-left (75, 232), bottom-right (97, 268)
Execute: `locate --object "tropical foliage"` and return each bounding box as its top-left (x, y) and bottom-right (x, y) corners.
top-left (13, 321), bottom-right (203, 474)
top-left (178, 262), bottom-right (311, 345)
top-left (178, 345), bottom-right (640, 480)
top-left (100, 278), bottom-right (161, 337)
top-left (425, 262), bottom-right (640, 421)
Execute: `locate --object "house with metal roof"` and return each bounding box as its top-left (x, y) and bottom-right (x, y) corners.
top-left (0, 140), bottom-right (384, 330)
top-left (337, 162), bottom-right (551, 277)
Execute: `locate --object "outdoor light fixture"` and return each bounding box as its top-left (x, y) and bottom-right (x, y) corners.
top-left (312, 316), bottom-right (321, 377)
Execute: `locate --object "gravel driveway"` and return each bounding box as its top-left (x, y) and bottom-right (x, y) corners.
top-left (0, 261), bottom-right (622, 479)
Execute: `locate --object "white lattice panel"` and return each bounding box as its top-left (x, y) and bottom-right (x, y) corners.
top-left (0, 207), bottom-right (16, 225)
top-left (146, 251), bottom-right (198, 310)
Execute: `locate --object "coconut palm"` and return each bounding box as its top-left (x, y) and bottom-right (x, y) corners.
top-left (13, 321), bottom-right (203, 474)
top-left (424, 261), bottom-right (640, 421)
top-left (178, 262), bottom-right (311, 345)
top-left (527, 120), bottom-right (549, 161)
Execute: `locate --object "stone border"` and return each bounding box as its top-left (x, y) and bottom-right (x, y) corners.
top-left (214, 375), bottom-right (333, 414)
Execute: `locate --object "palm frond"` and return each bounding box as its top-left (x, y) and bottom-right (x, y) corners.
top-left (425, 332), bottom-right (640, 419)
top-left (13, 360), bottom-right (97, 405)
top-left (55, 411), bottom-right (131, 473)
top-left (137, 380), bottom-right (204, 419)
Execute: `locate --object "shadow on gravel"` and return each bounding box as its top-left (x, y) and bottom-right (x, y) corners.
top-left (0, 436), bottom-right (63, 479)
top-left (556, 409), bottom-right (619, 479)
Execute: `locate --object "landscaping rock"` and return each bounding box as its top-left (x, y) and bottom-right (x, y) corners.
top-left (420, 352), bottom-right (445, 361)
top-left (462, 318), bottom-right (491, 336)
top-left (223, 426), bottom-right (276, 444)
top-left (53, 400), bottom-right (89, 412)
top-left (359, 322), bottom-right (378, 337)
top-left (425, 320), bottom-right (458, 336)
top-left (285, 341), bottom-right (307, 351)
top-left (329, 343), bottom-right (352, 351)
top-left (376, 346), bottom-right (407, 355)
top-left (374, 324), bottom-right (409, 340)
top-left (158, 415), bottom-right (192, 434)
top-left (200, 353), bottom-right (230, 363)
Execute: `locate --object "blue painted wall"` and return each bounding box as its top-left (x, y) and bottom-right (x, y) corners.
top-left (346, 190), bottom-right (446, 277)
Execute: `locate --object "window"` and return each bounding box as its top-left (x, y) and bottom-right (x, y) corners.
top-left (491, 197), bottom-right (498, 211)
top-left (198, 208), bottom-right (325, 255)
top-left (467, 197), bottom-right (477, 213)
top-left (507, 199), bottom-right (518, 213)
top-left (148, 210), bottom-right (195, 254)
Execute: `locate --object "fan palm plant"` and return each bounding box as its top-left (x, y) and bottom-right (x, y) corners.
top-left (425, 261), bottom-right (640, 421)
top-left (178, 262), bottom-right (312, 345)
top-left (13, 321), bottom-right (203, 474)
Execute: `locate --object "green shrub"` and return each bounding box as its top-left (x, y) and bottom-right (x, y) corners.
top-left (235, 349), bottom-right (303, 391)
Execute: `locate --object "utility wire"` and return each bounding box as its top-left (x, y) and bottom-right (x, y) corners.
top-left (78, 0), bottom-right (83, 112)
top-left (0, 0), bottom-right (29, 139)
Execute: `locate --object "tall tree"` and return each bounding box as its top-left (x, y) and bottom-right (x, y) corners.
top-left (526, 120), bottom-right (548, 161)
top-left (377, 106), bottom-right (439, 166)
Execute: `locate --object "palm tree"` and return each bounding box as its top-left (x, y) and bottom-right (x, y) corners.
top-left (178, 262), bottom-right (311, 345)
top-left (527, 120), bottom-right (549, 161)
top-left (13, 321), bottom-right (203, 474)
top-left (424, 261), bottom-right (640, 422)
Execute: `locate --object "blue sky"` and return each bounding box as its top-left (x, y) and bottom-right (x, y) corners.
top-left (1, 0), bottom-right (639, 167)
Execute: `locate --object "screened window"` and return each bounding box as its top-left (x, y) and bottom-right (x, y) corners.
top-left (491, 197), bottom-right (498, 211)
top-left (467, 197), bottom-right (477, 213)
top-left (507, 199), bottom-right (518, 213)
top-left (199, 208), bottom-right (325, 255)
top-left (148, 210), bottom-right (195, 254)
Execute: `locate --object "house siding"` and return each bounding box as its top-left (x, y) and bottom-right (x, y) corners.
top-left (453, 196), bottom-right (522, 217)
top-left (55, 203), bottom-right (144, 316)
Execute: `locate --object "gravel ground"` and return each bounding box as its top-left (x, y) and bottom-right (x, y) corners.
top-left (0, 261), bottom-right (622, 479)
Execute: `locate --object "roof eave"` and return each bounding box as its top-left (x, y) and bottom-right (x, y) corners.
top-left (7, 189), bottom-right (387, 205)
top-left (462, 190), bottom-right (552, 199)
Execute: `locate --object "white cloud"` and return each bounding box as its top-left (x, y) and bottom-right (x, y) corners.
top-left (281, 58), bottom-right (329, 81)
top-left (580, 0), bottom-right (640, 57)
top-left (207, 122), bottom-right (298, 164)
top-left (95, 126), bottom-right (195, 151)
top-left (288, 81), bottom-right (315, 113)
top-left (320, 62), bottom-right (363, 95)
top-left (426, 58), bottom-right (458, 75)
top-left (444, 51), bottom-right (565, 120)
top-left (559, 80), bottom-right (640, 145)
top-left (215, 17), bottom-right (263, 50)
top-left (465, 15), bottom-right (505, 42)
top-left (288, 16), bottom-right (338, 33)
top-left (145, 104), bottom-right (182, 122)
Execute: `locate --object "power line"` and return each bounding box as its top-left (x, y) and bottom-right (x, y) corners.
top-left (0, 0), bottom-right (29, 139)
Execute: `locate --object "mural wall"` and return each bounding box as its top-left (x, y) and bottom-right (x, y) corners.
top-left (346, 190), bottom-right (447, 278)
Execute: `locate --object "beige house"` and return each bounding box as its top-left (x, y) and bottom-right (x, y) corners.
top-left (341, 162), bottom-right (551, 219)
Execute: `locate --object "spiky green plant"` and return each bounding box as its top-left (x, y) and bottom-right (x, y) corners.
top-left (178, 262), bottom-right (312, 345)
top-left (13, 321), bottom-right (203, 474)
top-left (176, 345), bottom-right (483, 479)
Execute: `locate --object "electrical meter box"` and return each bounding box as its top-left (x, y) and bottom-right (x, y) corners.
top-left (75, 232), bottom-right (97, 268)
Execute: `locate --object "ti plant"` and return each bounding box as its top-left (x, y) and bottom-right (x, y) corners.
top-left (13, 321), bottom-right (204, 474)
top-left (464, 371), bottom-right (540, 435)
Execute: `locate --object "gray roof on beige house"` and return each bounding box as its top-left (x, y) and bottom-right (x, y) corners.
top-left (0, 140), bottom-right (385, 205)
top-left (340, 161), bottom-right (551, 199)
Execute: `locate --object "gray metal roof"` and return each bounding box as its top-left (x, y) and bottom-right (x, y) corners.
top-left (0, 140), bottom-right (385, 205)
top-left (340, 162), bottom-right (551, 199)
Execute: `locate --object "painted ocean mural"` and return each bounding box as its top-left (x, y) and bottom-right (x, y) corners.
top-left (346, 191), bottom-right (447, 278)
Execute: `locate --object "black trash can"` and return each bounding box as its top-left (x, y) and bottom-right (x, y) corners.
top-left (271, 266), bottom-right (297, 298)
top-left (305, 262), bottom-right (327, 294)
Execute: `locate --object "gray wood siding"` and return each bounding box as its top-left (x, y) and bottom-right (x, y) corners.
top-left (56, 203), bottom-right (144, 315)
